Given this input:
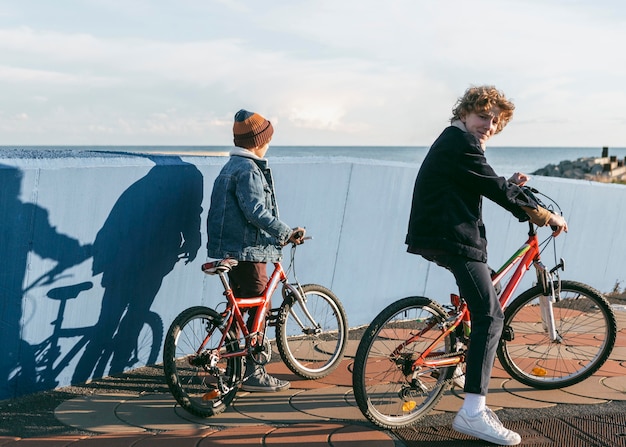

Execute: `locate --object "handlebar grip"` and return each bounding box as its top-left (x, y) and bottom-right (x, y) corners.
top-left (291, 229), bottom-right (305, 239)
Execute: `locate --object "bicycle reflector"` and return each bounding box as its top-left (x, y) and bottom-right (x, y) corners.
top-left (531, 366), bottom-right (548, 377)
top-left (402, 401), bottom-right (417, 412)
top-left (202, 389), bottom-right (221, 400)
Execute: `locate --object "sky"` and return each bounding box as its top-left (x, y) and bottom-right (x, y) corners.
top-left (1, 0), bottom-right (626, 148)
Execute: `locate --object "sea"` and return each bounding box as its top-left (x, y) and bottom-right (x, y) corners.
top-left (3, 145), bottom-right (626, 178)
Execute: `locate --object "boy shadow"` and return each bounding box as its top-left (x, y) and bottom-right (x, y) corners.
top-left (72, 155), bottom-right (203, 383)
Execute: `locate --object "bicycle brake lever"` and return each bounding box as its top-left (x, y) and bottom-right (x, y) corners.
top-left (549, 258), bottom-right (565, 274)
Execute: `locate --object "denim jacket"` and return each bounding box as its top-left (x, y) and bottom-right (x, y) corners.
top-left (207, 148), bottom-right (292, 262)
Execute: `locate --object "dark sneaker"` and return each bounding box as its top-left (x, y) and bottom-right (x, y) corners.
top-left (241, 364), bottom-right (290, 392)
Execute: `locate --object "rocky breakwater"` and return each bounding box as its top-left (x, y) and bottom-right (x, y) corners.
top-left (532, 147), bottom-right (626, 184)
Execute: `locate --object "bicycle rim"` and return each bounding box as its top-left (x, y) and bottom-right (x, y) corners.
top-left (352, 296), bottom-right (455, 429)
top-left (498, 281), bottom-right (616, 389)
top-left (163, 306), bottom-right (243, 417)
top-left (276, 284), bottom-right (348, 379)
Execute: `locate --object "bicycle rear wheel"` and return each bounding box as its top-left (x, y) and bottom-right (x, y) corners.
top-left (497, 280), bottom-right (616, 389)
top-left (163, 306), bottom-right (243, 417)
top-left (352, 296), bottom-right (456, 429)
top-left (276, 284), bottom-right (348, 379)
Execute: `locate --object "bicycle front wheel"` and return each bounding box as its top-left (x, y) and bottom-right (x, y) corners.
top-left (276, 284), bottom-right (348, 379)
top-left (352, 296), bottom-right (456, 429)
top-left (163, 306), bottom-right (243, 417)
top-left (497, 280), bottom-right (616, 389)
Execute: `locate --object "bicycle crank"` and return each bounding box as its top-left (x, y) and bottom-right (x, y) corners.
top-left (248, 333), bottom-right (272, 365)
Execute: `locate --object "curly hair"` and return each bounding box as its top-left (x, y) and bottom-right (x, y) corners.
top-left (451, 85), bottom-right (515, 134)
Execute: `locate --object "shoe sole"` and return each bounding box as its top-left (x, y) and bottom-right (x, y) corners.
top-left (452, 421), bottom-right (520, 446)
top-left (240, 385), bottom-right (290, 392)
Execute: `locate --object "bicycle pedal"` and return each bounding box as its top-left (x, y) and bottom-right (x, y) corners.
top-left (266, 310), bottom-right (280, 326)
top-left (501, 326), bottom-right (514, 342)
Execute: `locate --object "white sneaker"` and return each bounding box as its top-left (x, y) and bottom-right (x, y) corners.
top-left (452, 364), bottom-right (465, 389)
top-left (452, 407), bottom-right (521, 445)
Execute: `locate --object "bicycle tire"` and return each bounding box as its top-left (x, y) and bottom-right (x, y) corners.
top-left (163, 306), bottom-right (243, 417)
top-left (497, 280), bottom-right (616, 389)
top-left (276, 284), bottom-right (348, 379)
top-left (352, 296), bottom-right (456, 429)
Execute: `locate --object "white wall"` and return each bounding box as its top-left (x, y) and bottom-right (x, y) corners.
top-left (2, 153), bottom-right (624, 397)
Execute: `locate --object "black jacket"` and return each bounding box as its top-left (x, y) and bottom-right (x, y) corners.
top-left (405, 126), bottom-right (540, 262)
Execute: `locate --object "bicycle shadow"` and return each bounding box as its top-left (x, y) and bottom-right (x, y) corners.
top-left (72, 155), bottom-right (203, 384)
top-left (0, 164), bottom-right (91, 399)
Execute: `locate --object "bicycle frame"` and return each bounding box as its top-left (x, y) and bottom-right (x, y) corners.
top-left (406, 221), bottom-right (557, 372)
top-left (202, 261), bottom-right (288, 361)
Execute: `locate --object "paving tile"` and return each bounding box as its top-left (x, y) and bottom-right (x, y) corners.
top-left (264, 423), bottom-right (394, 447)
top-left (343, 339), bottom-right (360, 358)
top-left (233, 388), bottom-right (324, 424)
top-left (597, 358), bottom-right (626, 376)
top-left (69, 433), bottom-right (155, 446)
top-left (610, 346), bottom-right (626, 361)
top-left (265, 362), bottom-right (338, 390)
top-left (289, 386), bottom-right (363, 420)
top-left (329, 424), bottom-right (396, 447)
top-left (565, 376), bottom-right (626, 401)
top-left (198, 425), bottom-right (275, 446)
top-left (54, 395), bottom-right (146, 434)
top-left (133, 429), bottom-right (217, 447)
top-left (266, 358), bottom-right (354, 388)
top-left (502, 377), bottom-right (608, 404)
top-left (479, 378), bottom-right (555, 409)
top-left (1, 436), bottom-right (86, 447)
top-left (491, 359), bottom-right (510, 378)
top-left (599, 376), bottom-right (626, 395)
top-left (115, 393), bottom-right (252, 431)
top-left (433, 389), bottom-right (465, 413)
top-left (318, 359), bottom-right (353, 387)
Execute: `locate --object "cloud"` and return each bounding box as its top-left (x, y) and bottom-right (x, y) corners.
top-left (0, 1), bottom-right (625, 146)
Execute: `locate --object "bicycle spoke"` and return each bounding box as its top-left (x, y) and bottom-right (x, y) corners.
top-left (277, 284), bottom-right (347, 379)
top-left (498, 281), bottom-right (616, 389)
top-left (352, 297), bottom-right (457, 429)
top-left (163, 306), bottom-right (243, 417)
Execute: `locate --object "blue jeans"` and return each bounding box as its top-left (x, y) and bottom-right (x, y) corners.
top-left (424, 253), bottom-right (504, 396)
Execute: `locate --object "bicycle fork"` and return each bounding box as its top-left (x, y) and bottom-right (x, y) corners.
top-left (534, 259), bottom-right (565, 343)
top-left (274, 283), bottom-right (322, 336)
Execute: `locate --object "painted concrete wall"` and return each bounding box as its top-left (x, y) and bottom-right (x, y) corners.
top-left (1, 152), bottom-right (625, 399)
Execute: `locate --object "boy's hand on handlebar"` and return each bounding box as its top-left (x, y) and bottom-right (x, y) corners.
top-left (508, 172), bottom-right (529, 186)
top-left (548, 213), bottom-right (568, 237)
top-left (288, 227), bottom-right (306, 245)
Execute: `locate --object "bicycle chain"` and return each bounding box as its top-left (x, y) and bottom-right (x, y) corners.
top-left (410, 350), bottom-right (466, 392)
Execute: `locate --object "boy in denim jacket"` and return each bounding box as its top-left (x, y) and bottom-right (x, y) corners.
top-left (207, 109), bottom-right (305, 391)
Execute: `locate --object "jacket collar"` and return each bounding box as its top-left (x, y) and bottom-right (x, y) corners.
top-left (229, 147), bottom-right (266, 160)
top-left (451, 119), bottom-right (466, 132)
top-left (451, 119), bottom-right (486, 151)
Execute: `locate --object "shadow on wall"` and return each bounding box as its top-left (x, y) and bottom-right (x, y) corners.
top-left (0, 156), bottom-right (203, 399)
top-left (0, 164), bottom-right (91, 399)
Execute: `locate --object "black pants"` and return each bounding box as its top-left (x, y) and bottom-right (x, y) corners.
top-left (425, 254), bottom-right (504, 396)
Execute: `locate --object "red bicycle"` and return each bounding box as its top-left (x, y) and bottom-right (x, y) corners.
top-left (163, 236), bottom-right (348, 417)
top-left (352, 186), bottom-right (617, 429)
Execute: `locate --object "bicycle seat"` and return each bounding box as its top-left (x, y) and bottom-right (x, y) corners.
top-left (46, 281), bottom-right (93, 300)
top-left (202, 258), bottom-right (239, 275)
